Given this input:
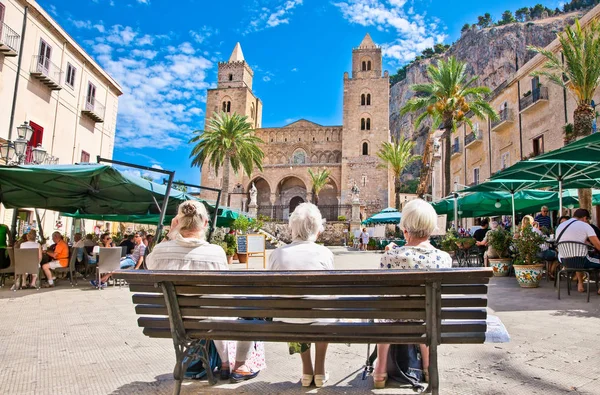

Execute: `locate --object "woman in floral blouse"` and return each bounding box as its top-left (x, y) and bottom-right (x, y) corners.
top-left (374, 199), bottom-right (452, 389)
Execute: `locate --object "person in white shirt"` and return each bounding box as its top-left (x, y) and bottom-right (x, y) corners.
top-left (554, 208), bottom-right (600, 294)
top-left (268, 202), bottom-right (334, 388)
top-left (146, 201), bottom-right (265, 383)
top-left (14, 230), bottom-right (42, 289)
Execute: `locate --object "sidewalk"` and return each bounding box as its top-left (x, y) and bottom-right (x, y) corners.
top-left (0, 251), bottom-right (599, 394)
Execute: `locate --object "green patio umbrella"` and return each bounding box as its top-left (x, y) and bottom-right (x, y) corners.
top-left (362, 207), bottom-right (401, 225)
top-left (535, 132), bottom-right (600, 162)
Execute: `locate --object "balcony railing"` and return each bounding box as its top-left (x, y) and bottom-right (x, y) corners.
top-left (81, 98), bottom-right (105, 123)
top-left (0, 22), bottom-right (20, 56)
top-left (491, 108), bottom-right (514, 131)
top-left (30, 55), bottom-right (62, 90)
top-left (464, 131), bottom-right (483, 148)
top-left (519, 86), bottom-right (548, 112)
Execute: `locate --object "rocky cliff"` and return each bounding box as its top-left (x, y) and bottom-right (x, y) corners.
top-left (389, 12), bottom-right (584, 180)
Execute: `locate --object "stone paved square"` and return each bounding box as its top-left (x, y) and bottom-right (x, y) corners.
top-left (1, 250), bottom-right (599, 394)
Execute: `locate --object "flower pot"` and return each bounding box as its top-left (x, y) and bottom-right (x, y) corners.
top-left (227, 255), bottom-right (233, 265)
top-left (489, 258), bottom-right (512, 277)
top-left (514, 264), bottom-right (544, 288)
top-left (237, 253), bottom-right (248, 264)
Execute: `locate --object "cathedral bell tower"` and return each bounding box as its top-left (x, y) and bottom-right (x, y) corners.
top-left (340, 33), bottom-right (391, 212)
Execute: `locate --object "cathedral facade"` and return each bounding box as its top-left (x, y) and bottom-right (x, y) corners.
top-left (200, 34), bottom-right (392, 220)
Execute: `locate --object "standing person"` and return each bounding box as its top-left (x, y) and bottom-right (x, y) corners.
top-left (474, 219), bottom-right (490, 265)
top-left (554, 209), bottom-right (600, 294)
top-left (0, 223), bottom-right (12, 270)
top-left (534, 206), bottom-right (552, 233)
top-left (146, 201), bottom-right (265, 382)
top-left (15, 230), bottom-right (42, 289)
top-left (359, 228), bottom-right (370, 251)
top-left (268, 202), bottom-right (334, 387)
top-left (40, 232), bottom-right (69, 288)
top-left (375, 199), bottom-right (452, 389)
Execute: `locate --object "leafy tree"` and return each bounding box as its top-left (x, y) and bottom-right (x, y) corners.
top-left (529, 19), bottom-right (600, 211)
top-left (141, 175), bottom-right (153, 182)
top-left (461, 23), bottom-right (471, 33)
top-left (400, 57), bottom-right (499, 196)
top-left (422, 48), bottom-right (435, 57)
top-left (477, 13), bottom-right (492, 28)
top-left (530, 4), bottom-right (546, 19)
top-left (307, 168), bottom-right (331, 205)
top-left (172, 180), bottom-right (188, 193)
top-left (515, 7), bottom-right (530, 22)
top-left (434, 43), bottom-right (450, 54)
top-left (377, 137), bottom-right (421, 210)
top-left (498, 10), bottom-right (516, 25)
top-left (189, 112), bottom-right (264, 207)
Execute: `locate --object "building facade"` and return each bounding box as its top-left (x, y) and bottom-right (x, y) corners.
top-left (0, 0), bottom-right (122, 236)
top-left (201, 34), bottom-right (391, 220)
top-left (433, 4), bottom-right (600, 215)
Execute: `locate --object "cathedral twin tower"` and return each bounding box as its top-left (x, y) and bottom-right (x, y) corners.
top-left (202, 34), bottom-right (391, 218)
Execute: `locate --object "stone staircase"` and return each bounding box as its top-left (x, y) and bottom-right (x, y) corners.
top-left (258, 229), bottom-right (286, 249)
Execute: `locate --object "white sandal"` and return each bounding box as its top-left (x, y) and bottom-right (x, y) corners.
top-left (314, 373), bottom-right (329, 387)
top-left (301, 374), bottom-right (313, 387)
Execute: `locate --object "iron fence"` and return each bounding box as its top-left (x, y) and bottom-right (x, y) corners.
top-left (257, 204), bottom-right (352, 222)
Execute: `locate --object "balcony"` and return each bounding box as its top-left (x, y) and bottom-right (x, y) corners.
top-left (519, 86), bottom-right (548, 113)
top-left (451, 142), bottom-right (462, 157)
top-left (30, 55), bottom-right (62, 90)
top-left (464, 130), bottom-right (483, 149)
top-left (491, 108), bottom-right (514, 131)
top-left (0, 22), bottom-right (20, 57)
top-left (81, 98), bottom-right (105, 123)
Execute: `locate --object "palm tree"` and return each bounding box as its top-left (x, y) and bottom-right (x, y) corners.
top-left (189, 112), bottom-right (264, 207)
top-left (172, 180), bottom-right (188, 193)
top-left (308, 168), bottom-right (331, 205)
top-left (400, 56), bottom-right (499, 196)
top-left (377, 137), bottom-right (421, 210)
top-left (529, 19), bottom-right (600, 211)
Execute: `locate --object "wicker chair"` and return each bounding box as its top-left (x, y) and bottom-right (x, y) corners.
top-left (556, 241), bottom-right (600, 303)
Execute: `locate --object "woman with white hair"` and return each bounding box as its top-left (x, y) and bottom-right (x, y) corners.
top-left (374, 199), bottom-right (452, 389)
top-left (268, 202), bottom-right (334, 387)
top-left (146, 201), bottom-right (266, 382)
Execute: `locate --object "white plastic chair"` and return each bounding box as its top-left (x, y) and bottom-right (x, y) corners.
top-left (97, 247), bottom-right (123, 290)
top-left (14, 248), bottom-right (41, 290)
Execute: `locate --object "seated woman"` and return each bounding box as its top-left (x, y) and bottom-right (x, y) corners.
top-left (146, 201), bottom-right (265, 382)
top-left (268, 202), bottom-right (334, 388)
top-left (13, 230), bottom-right (42, 290)
top-left (374, 199), bottom-right (452, 389)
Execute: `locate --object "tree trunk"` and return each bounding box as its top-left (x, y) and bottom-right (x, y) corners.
top-left (314, 189), bottom-right (319, 205)
top-left (395, 176), bottom-right (400, 210)
top-left (443, 128), bottom-right (452, 197)
top-left (574, 104), bottom-right (595, 213)
top-left (221, 153), bottom-right (231, 208)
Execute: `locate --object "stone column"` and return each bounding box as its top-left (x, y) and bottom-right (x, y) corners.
top-left (350, 198), bottom-right (361, 232)
top-left (248, 203), bottom-right (258, 218)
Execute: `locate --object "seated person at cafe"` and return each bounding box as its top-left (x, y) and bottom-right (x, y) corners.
top-left (119, 234), bottom-right (135, 255)
top-left (40, 231), bottom-right (69, 288)
top-left (474, 218), bottom-right (490, 264)
top-left (555, 209), bottom-right (600, 294)
top-left (92, 232), bottom-right (145, 288)
top-left (534, 206), bottom-right (552, 233)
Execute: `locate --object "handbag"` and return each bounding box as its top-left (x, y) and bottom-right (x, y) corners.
top-left (185, 339), bottom-right (222, 380)
top-left (387, 344), bottom-right (425, 392)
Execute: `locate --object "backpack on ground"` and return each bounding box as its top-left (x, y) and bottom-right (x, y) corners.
top-left (184, 339), bottom-right (221, 380)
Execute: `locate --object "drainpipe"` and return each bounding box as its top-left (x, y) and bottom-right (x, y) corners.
top-left (72, 61), bottom-right (86, 163)
top-left (487, 117), bottom-right (492, 176)
top-left (7, 6), bottom-right (28, 140)
top-left (51, 41), bottom-right (67, 157)
top-left (516, 54), bottom-right (523, 160)
top-left (561, 53), bottom-right (568, 124)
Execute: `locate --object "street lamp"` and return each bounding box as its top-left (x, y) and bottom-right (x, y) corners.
top-left (0, 121), bottom-right (51, 165)
top-left (32, 144), bottom-right (47, 164)
top-left (16, 122), bottom-right (34, 141)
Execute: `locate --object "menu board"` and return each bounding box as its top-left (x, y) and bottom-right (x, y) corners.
top-left (236, 235), bottom-right (247, 254)
top-left (247, 234), bottom-right (265, 253)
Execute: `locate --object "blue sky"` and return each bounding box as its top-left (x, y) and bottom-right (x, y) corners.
top-left (42, 0), bottom-right (565, 185)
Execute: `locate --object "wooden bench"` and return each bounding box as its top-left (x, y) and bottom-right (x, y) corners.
top-left (114, 268), bottom-right (493, 395)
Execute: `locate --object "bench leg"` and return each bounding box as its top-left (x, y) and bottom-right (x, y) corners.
top-left (426, 343), bottom-right (439, 395)
top-left (172, 339), bottom-right (217, 394)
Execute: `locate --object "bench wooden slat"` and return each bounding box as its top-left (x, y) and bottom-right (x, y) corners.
top-left (129, 284), bottom-right (162, 294)
top-left (441, 297), bottom-right (487, 308)
top-left (441, 332), bottom-right (486, 344)
top-left (174, 285), bottom-right (427, 296)
top-left (441, 322), bottom-right (487, 333)
top-left (137, 317), bottom-right (428, 335)
top-left (441, 285), bottom-right (488, 295)
top-left (440, 309), bottom-right (487, 320)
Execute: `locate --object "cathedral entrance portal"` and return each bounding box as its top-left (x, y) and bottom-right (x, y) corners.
top-left (289, 196), bottom-right (304, 214)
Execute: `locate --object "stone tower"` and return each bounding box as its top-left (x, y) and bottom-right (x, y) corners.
top-left (201, 43), bottom-right (263, 198)
top-left (341, 33), bottom-right (391, 212)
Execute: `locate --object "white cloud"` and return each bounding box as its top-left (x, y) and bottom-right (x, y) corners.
top-left (245, 0), bottom-right (303, 33)
top-left (85, 24), bottom-right (214, 150)
top-left (333, 0), bottom-right (447, 64)
top-left (263, 76), bottom-right (271, 82)
top-left (137, 0), bottom-right (151, 4)
top-left (71, 19), bottom-right (105, 33)
top-left (189, 26), bottom-right (218, 44)
top-left (291, 67), bottom-right (298, 72)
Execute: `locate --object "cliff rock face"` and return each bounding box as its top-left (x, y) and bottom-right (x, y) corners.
top-left (389, 12), bottom-right (582, 180)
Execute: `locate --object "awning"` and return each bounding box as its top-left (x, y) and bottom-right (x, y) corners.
top-left (362, 207), bottom-right (401, 225)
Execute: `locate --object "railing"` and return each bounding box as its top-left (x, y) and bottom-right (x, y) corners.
top-left (84, 97), bottom-right (106, 120)
top-left (0, 22), bottom-right (21, 53)
top-left (519, 86), bottom-right (548, 111)
top-left (258, 204), bottom-right (352, 222)
top-left (464, 131), bottom-right (482, 147)
top-left (491, 108), bottom-right (514, 129)
top-left (30, 55), bottom-right (62, 87)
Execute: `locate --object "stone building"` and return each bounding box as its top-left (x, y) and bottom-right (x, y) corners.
top-left (201, 34), bottom-right (391, 220)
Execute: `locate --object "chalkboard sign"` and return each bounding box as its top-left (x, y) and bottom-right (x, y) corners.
top-left (237, 235), bottom-right (247, 254)
top-left (247, 234), bottom-right (265, 253)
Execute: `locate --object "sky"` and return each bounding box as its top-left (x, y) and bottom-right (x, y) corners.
top-left (41, 0), bottom-right (566, 185)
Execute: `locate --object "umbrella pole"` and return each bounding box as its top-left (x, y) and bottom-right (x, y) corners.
top-left (453, 182), bottom-right (458, 230)
top-left (157, 172), bottom-right (175, 243)
top-left (558, 179), bottom-right (563, 216)
top-left (511, 192), bottom-right (516, 234)
top-left (207, 189), bottom-right (222, 243)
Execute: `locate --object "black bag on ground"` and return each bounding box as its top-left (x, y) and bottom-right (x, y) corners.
top-left (184, 340), bottom-right (221, 380)
top-left (368, 344), bottom-right (425, 391)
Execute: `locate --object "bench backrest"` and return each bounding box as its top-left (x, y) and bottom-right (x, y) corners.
top-left (115, 268), bottom-right (492, 345)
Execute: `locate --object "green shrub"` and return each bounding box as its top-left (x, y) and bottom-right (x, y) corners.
top-left (513, 227), bottom-right (545, 265)
top-left (337, 215), bottom-right (347, 221)
top-left (486, 228), bottom-right (513, 258)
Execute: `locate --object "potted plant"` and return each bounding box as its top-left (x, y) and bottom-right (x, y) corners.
top-left (440, 229), bottom-right (459, 253)
top-left (216, 242), bottom-right (231, 264)
top-left (367, 238), bottom-right (377, 250)
top-left (512, 227), bottom-right (546, 288)
top-left (231, 216), bottom-right (251, 264)
top-left (455, 237), bottom-right (475, 250)
top-left (224, 234), bottom-right (237, 265)
top-left (486, 227), bottom-right (513, 276)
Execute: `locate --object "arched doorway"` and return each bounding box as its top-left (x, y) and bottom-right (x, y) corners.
top-left (289, 196), bottom-right (304, 214)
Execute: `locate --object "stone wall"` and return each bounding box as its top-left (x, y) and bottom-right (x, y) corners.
top-left (261, 221), bottom-right (350, 246)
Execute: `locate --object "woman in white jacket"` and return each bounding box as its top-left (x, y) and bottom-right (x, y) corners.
top-left (146, 201), bottom-right (265, 382)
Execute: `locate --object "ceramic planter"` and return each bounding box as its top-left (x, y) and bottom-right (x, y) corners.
top-left (514, 264), bottom-right (544, 288)
top-left (227, 255), bottom-right (233, 265)
top-left (237, 253), bottom-right (248, 263)
top-left (489, 258), bottom-right (512, 277)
